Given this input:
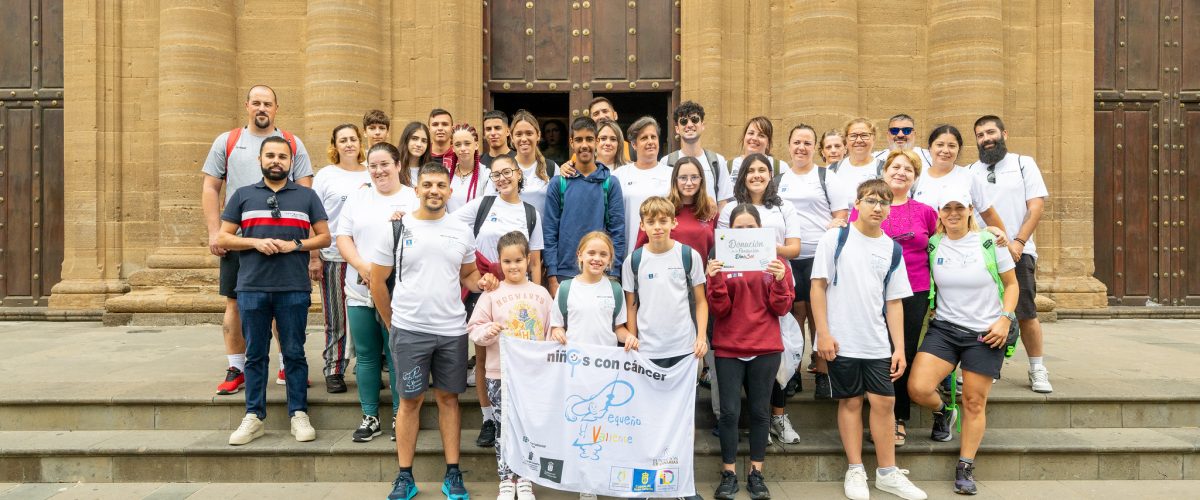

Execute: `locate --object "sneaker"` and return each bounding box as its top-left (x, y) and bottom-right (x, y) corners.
top-left (814, 373), bottom-right (832, 400)
top-left (325, 374), bottom-right (348, 393)
top-left (746, 469), bottom-right (770, 500)
top-left (940, 374), bottom-right (962, 395)
top-left (713, 470), bottom-right (738, 500)
top-left (277, 368), bottom-right (312, 387)
top-left (443, 468), bottom-right (470, 500)
top-left (931, 406), bottom-right (958, 442)
top-left (784, 371), bottom-right (802, 397)
top-left (389, 470), bottom-right (419, 500)
top-left (216, 367), bottom-right (245, 395)
top-left (477, 418), bottom-right (497, 447)
top-left (497, 479), bottom-right (516, 500)
top-left (290, 411), bottom-right (316, 442)
top-left (1029, 365), bottom-right (1053, 393)
top-left (954, 461), bottom-right (977, 495)
top-left (228, 413), bottom-right (264, 445)
top-left (515, 477), bottom-right (535, 500)
top-left (578, 494), bottom-right (597, 500)
top-left (352, 414), bottom-right (382, 442)
top-left (770, 414), bottom-right (800, 444)
top-left (875, 468), bottom-right (927, 500)
top-left (843, 467), bottom-right (869, 500)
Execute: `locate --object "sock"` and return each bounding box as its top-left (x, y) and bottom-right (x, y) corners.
top-left (228, 354), bottom-right (246, 372)
top-left (1029, 356), bottom-right (1044, 368)
top-left (447, 463), bottom-right (460, 474)
top-left (772, 414), bottom-right (786, 424)
top-left (482, 406), bottom-right (495, 422)
top-left (279, 353), bottom-right (286, 370)
top-left (935, 402), bottom-right (947, 414)
top-left (848, 464), bottom-right (865, 471)
top-left (399, 466), bottom-right (413, 475)
top-left (877, 466), bottom-right (898, 476)
top-left (959, 457), bottom-right (975, 465)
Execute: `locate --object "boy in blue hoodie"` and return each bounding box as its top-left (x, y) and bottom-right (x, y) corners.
top-left (543, 116), bottom-right (626, 295)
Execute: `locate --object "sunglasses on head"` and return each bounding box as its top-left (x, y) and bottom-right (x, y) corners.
top-left (677, 115), bottom-right (702, 126)
top-left (889, 127), bottom-right (914, 136)
top-left (266, 195), bottom-right (281, 218)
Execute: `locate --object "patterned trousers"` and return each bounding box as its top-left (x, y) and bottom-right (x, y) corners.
top-left (319, 260), bottom-right (351, 377)
top-left (486, 378), bottom-right (513, 480)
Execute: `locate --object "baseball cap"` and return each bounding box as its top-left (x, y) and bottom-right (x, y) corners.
top-left (937, 189), bottom-right (972, 210)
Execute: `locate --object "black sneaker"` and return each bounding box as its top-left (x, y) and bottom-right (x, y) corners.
top-left (954, 460), bottom-right (977, 495)
top-left (476, 418), bottom-right (497, 447)
top-left (713, 470), bottom-right (738, 500)
top-left (784, 371), bottom-right (802, 397)
top-left (814, 373), bottom-right (832, 400)
top-left (746, 469), bottom-right (770, 500)
top-left (389, 470), bottom-right (419, 500)
top-left (932, 405), bottom-right (958, 442)
top-left (325, 374), bottom-right (348, 393)
top-left (352, 414), bottom-right (382, 442)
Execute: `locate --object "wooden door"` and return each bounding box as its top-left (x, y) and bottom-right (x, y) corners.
top-left (0, 0), bottom-right (64, 307)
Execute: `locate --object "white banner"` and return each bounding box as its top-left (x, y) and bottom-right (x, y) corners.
top-left (500, 338), bottom-right (697, 497)
top-left (715, 228), bottom-right (776, 272)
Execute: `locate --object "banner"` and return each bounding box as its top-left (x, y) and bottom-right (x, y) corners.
top-left (500, 338), bottom-right (697, 497)
top-left (715, 228), bottom-right (775, 272)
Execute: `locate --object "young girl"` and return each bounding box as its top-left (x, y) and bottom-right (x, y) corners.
top-left (398, 121), bottom-right (431, 187)
top-left (549, 232), bottom-right (637, 351)
top-left (706, 204), bottom-right (795, 500)
top-left (467, 232), bottom-right (554, 500)
top-left (444, 123), bottom-right (490, 212)
top-left (506, 110), bottom-right (554, 209)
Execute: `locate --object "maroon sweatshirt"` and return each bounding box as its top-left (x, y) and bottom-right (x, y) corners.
top-left (706, 257), bottom-right (795, 358)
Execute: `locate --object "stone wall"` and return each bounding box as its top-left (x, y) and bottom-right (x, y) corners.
top-left (51, 0), bottom-right (1105, 322)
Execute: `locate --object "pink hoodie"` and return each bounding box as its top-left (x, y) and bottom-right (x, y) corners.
top-left (467, 281), bottom-right (554, 379)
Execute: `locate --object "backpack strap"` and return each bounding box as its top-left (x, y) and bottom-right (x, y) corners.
top-left (608, 279), bottom-right (624, 322)
top-left (681, 244), bottom-right (696, 327)
top-left (772, 157), bottom-right (781, 177)
top-left (557, 278), bottom-right (574, 327)
top-left (279, 129), bottom-right (298, 156)
top-left (875, 159), bottom-right (886, 178)
top-left (601, 177), bottom-right (612, 215)
top-left (666, 151), bottom-right (681, 167)
top-left (224, 128), bottom-right (243, 170)
top-left (473, 195), bottom-right (499, 237)
top-left (630, 247), bottom-right (644, 305)
top-left (926, 233), bottom-right (944, 311)
top-left (385, 217), bottom-right (406, 295)
top-left (831, 225), bottom-right (850, 285)
top-left (523, 202), bottom-right (537, 237)
top-left (881, 240), bottom-right (902, 316)
top-left (817, 166), bottom-right (831, 208)
top-left (703, 149), bottom-right (721, 192)
top-left (830, 158), bottom-right (842, 173)
top-left (980, 231), bottom-right (1005, 301)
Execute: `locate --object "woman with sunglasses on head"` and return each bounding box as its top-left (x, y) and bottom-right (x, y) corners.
top-left (819, 129), bottom-right (847, 168)
top-left (730, 116), bottom-right (789, 179)
top-left (397, 121), bottom-right (431, 187)
top-left (614, 117), bottom-right (671, 256)
top-left (910, 125), bottom-right (1007, 235)
top-left (831, 118), bottom-right (885, 205)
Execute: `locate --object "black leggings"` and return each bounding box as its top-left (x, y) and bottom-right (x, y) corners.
top-left (715, 353), bottom-right (780, 464)
top-left (894, 290), bottom-right (931, 421)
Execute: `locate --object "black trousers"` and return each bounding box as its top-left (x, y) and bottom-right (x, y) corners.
top-left (715, 353), bottom-right (781, 464)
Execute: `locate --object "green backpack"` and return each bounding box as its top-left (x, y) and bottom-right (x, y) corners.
top-left (927, 231), bottom-right (1018, 357)
top-left (556, 278), bottom-right (624, 328)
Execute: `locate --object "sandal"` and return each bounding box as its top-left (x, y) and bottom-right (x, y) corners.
top-left (895, 420), bottom-right (907, 447)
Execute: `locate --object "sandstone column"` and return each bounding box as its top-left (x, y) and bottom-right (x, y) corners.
top-left (392, 0), bottom-right (482, 128)
top-left (304, 0), bottom-right (383, 151)
top-left (927, 0), bottom-right (1004, 164)
top-left (773, 0), bottom-right (860, 137)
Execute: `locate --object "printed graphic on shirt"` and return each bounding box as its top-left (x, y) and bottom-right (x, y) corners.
top-left (505, 300), bottom-right (545, 341)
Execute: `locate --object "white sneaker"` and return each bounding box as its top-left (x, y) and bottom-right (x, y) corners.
top-left (1029, 365), bottom-right (1053, 393)
top-left (466, 364), bottom-right (477, 387)
top-left (579, 493), bottom-right (597, 500)
top-left (770, 414), bottom-right (800, 444)
top-left (515, 477), bottom-right (536, 500)
top-left (228, 413), bottom-right (265, 445)
top-left (875, 468), bottom-right (926, 500)
top-left (843, 467), bottom-right (870, 500)
top-left (290, 411), bottom-right (316, 442)
top-left (497, 479), bottom-right (516, 500)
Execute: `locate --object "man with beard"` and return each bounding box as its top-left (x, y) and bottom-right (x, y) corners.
top-left (967, 115), bottom-right (1052, 394)
top-left (366, 162), bottom-right (498, 500)
top-left (219, 136), bottom-right (330, 445)
top-left (660, 100), bottom-right (735, 207)
top-left (872, 114), bottom-right (933, 170)
top-left (428, 108), bottom-right (455, 163)
top-left (203, 85), bottom-right (314, 396)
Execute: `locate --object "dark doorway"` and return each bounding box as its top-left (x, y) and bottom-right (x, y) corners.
top-left (491, 92), bottom-right (573, 166)
top-left (591, 91), bottom-right (672, 162)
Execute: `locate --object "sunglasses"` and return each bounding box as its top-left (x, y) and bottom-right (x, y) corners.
top-left (266, 195), bottom-right (281, 218)
top-left (986, 164), bottom-right (997, 184)
top-left (891, 231), bottom-right (915, 242)
top-left (889, 127), bottom-right (914, 136)
top-left (677, 115), bottom-right (702, 126)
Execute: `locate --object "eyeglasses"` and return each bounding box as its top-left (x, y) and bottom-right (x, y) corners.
top-left (677, 175), bottom-right (702, 184)
top-left (489, 168), bottom-right (517, 180)
top-left (892, 231), bottom-right (915, 242)
top-left (847, 133), bottom-right (872, 142)
top-left (677, 115), bottom-right (702, 126)
top-left (859, 197), bottom-right (888, 208)
top-left (889, 127), bottom-right (914, 136)
top-left (986, 164), bottom-right (997, 184)
top-left (266, 195), bottom-right (281, 218)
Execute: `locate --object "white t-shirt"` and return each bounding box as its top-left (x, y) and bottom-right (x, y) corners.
top-left (620, 242), bottom-right (706, 359)
top-left (335, 185), bottom-right (420, 307)
top-left (407, 166), bottom-right (420, 187)
top-left (931, 232), bottom-right (1016, 332)
top-left (658, 149), bottom-right (734, 202)
top-left (873, 147), bottom-right (933, 170)
top-left (612, 163), bottom-right (673, 254)
top-left (967, 153), bottom-right (1049, 259)
top-left (550, 278), bottom-right (628, 346)
top-left (484, 159), bottom-right (551, 214)
top-left (729, 155), bottom-right (790, 179)
top-left (911, 166), bottom-right (993, 214)
top-left (811, 225), bottom-right (913, 359)
top-left (448, 167), bottom-right (492, 213)
top-left (832, 158), bottom-right (882, 208)
top-left (312, 165), bottom-right (371, 261)
top-left (364, 214), bottom-right (476, 336)
top-left (776, 168), bottom-right (854, 259)
top-left (717, 201), bottom-right (803, 249)
top-left (451, 195), bottom-right (545, 262)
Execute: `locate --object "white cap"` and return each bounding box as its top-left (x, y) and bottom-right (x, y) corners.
top-left (937, 189), bottom-right (972, 210)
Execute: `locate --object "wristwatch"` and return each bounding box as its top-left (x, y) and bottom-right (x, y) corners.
top-left (1000, 311), bottom-right (1017, 322)
top-left (293, 238), bottom-right (304, 251)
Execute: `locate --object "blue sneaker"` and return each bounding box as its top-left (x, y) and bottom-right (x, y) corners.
top-left (388, 470), bottom-right (419, 500)
top-left (442, 468), bottom-right (470, 500)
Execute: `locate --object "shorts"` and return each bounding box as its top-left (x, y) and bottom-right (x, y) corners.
top-left (827, 356), bottom-right (894, 399)
top-left (219, 252), bottom-right (239, 298)
top-left (789, 258), bottom-right (814, 302)
top-left (1014, 255), bottom-right (1038, 320)
top-left (389, 327), bottom-right (469, 399)
top-left (919, 320), bottom-right (1005, 379)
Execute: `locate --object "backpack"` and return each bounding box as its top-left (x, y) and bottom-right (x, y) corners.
top-left (473, 195), bottom-right (538, 238)
top-left (667, 149), bottom-right (722, 195)
top-left (556, 278), bottom-right (624, 328)
top-left (385, 218), bottom-right (408, 295)
top-left (772, 166), bottom-right (831, 208)
top-left (224, 127), bottom-right (298, 171)
top-left (630, 244), bottom-right (697, 326)
top-left (830, 225), bottom-right (902, 316)
top-left (927, 231), bottom-right (1020, 357)
top-left (557, 175), bottom-right (613, 215)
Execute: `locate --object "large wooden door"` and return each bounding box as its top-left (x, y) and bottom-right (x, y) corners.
top-left (1094, 0), bottom-right (1198, 306)
top-left (0, 0), bottom-right (64, 307)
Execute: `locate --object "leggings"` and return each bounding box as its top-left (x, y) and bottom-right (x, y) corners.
top-left (715, 353), bottom-right (780, 464)
top-left (485, 378), bottom-right (513, 480)
top-left (893, 291), bottom-right (931, 421)
top-left (348, 306), bottom-right (398, 418)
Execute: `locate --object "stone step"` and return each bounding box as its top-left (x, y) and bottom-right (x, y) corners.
top-left (0, 428), bottom-right (1196, 484)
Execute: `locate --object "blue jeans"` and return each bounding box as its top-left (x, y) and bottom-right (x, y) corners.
top-left (238, 291), bottom-right (311, 419)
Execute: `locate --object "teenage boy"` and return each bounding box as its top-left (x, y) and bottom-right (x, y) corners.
top-left (543, 116), bottom-right (626, 296)
top-left (368, 162), bottom-right (498, 500)
top-left (872, 114), bottom-right (932, 169)
top-left (659, 100), bottom-right (735, 206)
top-left (480, 110), bottom-right (515, 168)
top-left (428, 108), bottom-right (454, 162)
top-left (363, 109), bottom-right (391, 148)
top-left (220, 136), bottom-right (330, 446)
top-left (810, 179), bottom-right (927, 500)
top-left (621, 197), bottom-right (708, 367)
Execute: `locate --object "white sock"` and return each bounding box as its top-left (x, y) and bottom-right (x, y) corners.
top-left (279, 353), bottom-right (286, 370)
top-left (482, 406), bottom-right (495, 422)
top-left (848, 463), bottom-right (865, 471)
top-left (228, 354), bottom-right (246, 372)
top-left (1028, 356), bottom-right (1044, 368)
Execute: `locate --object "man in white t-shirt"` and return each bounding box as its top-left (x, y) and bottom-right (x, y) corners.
top-left (967, 115), bottom-right (1053, 394)
top-left (810, 179), bottom-right (926, 500)
top-left (367, 163), bottom-right (498, 500)
top-left (872, 113), bottom-right (932, 170)
top-left (658, 100), bottom-right (735, 206)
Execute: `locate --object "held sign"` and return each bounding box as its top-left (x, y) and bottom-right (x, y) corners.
top-left (500, 337), bottom-right (697, 498)
top-left (715, 228), bottom-right (776, 272)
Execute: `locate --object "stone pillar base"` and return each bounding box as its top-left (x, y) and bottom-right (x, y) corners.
top-left (48, 279), bottom-right (131, 311)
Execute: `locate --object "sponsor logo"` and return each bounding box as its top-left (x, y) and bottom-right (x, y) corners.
top-left (609, 467), bottom-right (632, 491)
top-left (657, 469), bottom-right (679, 491)
top-left (539, 457), bottom-right (564, 483)
top-left (632, 468), bottom-right (656, 492)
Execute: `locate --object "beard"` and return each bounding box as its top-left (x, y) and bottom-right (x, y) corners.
top-left (255, 114), bottom-right (271, 129)
top-left (889, 139), bottom-right (913, 151)
top-left (977, 137), bottom-right (1008, 165)
top-left (261, 166), bottom-right (288, 181)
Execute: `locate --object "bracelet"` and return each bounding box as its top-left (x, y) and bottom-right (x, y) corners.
top-left (1013, 237), bottom-right (1026, 246)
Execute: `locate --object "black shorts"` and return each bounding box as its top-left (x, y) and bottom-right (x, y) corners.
top-left (790, 258), bottom-right (814, 302)
top-left (219, 252), bottom-right (239, 299)
top-left (389, 327), bottom-right (469, 399)
top-left (919, 320), bottom-right (1005, 379)
top-left (1014, 256), bottom-right (1038, 320)
top-left (827, 356), bottom-right (894, 398)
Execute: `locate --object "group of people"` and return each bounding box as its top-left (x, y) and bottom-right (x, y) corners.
top-left (201, 84), bottom-right (1052, 500)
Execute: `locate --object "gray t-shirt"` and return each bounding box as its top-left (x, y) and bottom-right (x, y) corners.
top-left (201, 127), bottom-right (314, 202)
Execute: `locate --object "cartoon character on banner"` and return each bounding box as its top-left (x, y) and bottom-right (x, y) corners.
top-left (564, 377), bottom-right (635, 460)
